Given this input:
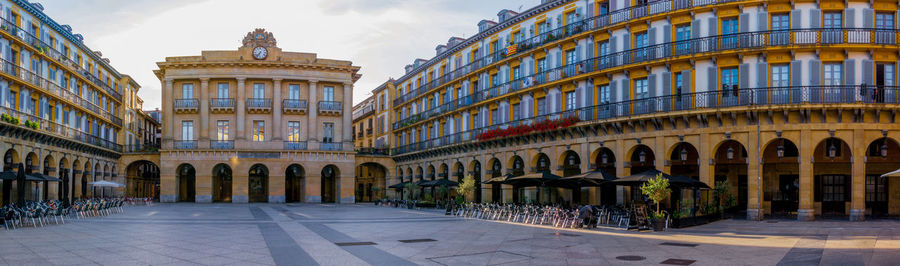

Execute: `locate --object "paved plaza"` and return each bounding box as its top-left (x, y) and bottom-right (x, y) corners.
top-left (1, 204), bottom-right (899, 265)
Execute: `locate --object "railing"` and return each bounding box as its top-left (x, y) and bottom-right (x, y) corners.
top-left (0, 17), bottom-right (123, 102)
top-left (210, 140), bottom-right (234, 149)
top-left (124, 143), bottom-right (160, 153)
top-left (247, 98), bottom-right (273, 108)
top-left (320, 142), bottom-right (343, 151)
top-left (353, 105), bottom-right (376, 121)
top-left (284, 141), bottom-right (308, 150)
top-left (173, 140), bottom-right (198, 149)
top-left (282, 99), bottom-right (307, 110)
top-left (393, 85), bottom-right (900, 155)
top-left (318, 101), bottom-right (342, 111)
top-left (357, 147), bottom-right (389, 156)
top-left (392, 27), bottom-right (900, 131)
top-left (0, 105), bottom-right (122, 152)
top-left (210, 98), bottom-right (236, 108)
top-left (174, 99), bottom-right (199, 108)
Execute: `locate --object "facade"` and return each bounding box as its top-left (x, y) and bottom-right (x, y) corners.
top-left (0, 0), bottom-right (151, 203)
top-left (353, 81), bottom-right (395, 201)
top-left (155, 29), bottom-right (360, 203)
top-left (384, 0), bottom-right (900, 221)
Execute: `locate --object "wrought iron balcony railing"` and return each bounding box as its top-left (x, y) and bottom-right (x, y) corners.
top-left (320, 142), bottom-right (343, 151)
top-left (282, 99), bottom-right (307, 113)
top-left (284, 141), bottom-right (308, 150)
top-left (173, 140), bottom-right (198, 149)
top-left (210, 140), bottom-right (234, 149)
top-left (0, 106), bottom-right (122, 152)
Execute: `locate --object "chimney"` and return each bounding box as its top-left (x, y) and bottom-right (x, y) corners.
top-left (477, 20), bottom-right (497, 33)
top-left (497, 9), bottom-right (519, 23)
top-left (436, 44), bottom-right (448, 56)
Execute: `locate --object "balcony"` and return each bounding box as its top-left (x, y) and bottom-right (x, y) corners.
top-left (124, 143), bottom-right (160, 153)
top-left (357, 147), bottom-right (389, 156)
top-left (210, 98), bottom-right (235, 113)
top-left (282, 99), bottom-right (307, 114)
top-left (318, 101), bottom-right (342, 115)
top-left (320, 142), bottom-right (343, 151)
top-left (173, 140), bottom-right (198, 149)
top-left (0, 106), bottom-right (122, 152)
top-left (352, 105), bottom-right (375, 122)
top-left (247, 98), bottom-right (272, 113)
top-left (284, 141), bottom-right (308, 150)
top-left (210, 140), bottom-right (234, 149)
top-left (366, 128), bottom-right (373, 136)
top-left (174, 99), bottom-right (199, 113)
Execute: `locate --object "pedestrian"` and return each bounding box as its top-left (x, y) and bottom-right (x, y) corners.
top-left (578, 205), bottom-right (594, 229)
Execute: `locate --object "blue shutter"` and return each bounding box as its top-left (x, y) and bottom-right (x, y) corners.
top-left (691, 20), bottom-right (700, 39)
top-left (863, 9), bottom-right (874, 29)
top-left (622, 34), bottom-right (630, 51)
top-left (663, 25), bottom-right (672, 43)
top-left (756, 63), bottom-right (767, 88)
top-left (843, 60), bottom-right (855, 86)
top-left (739, 63), bottom-right (749, 89)
top-left (680, 70), bottom-right (690, 93)
top-left (662, 72), bottom-right (671, 96)
top-left (790, 10), bottom-right (802, 29)
top-left (862, 60), bottom-right (874, 86)
top-left (739, 13), bottom-right (749, 32)
top-left (810, 9), bottom-right (821, 28)
top-left (556, 50), bottom-right (562, 68)
top-left (757, 12), bottom-right (769, 31)
top-left (649, 27), bottom-right (657, 45)
top-left (810, 60), bottom-right (821, 86)
top-left (648, 74), bottom-right (657, 98)
top-left (790, 60), bottom-right (801, 86)
top-left (609, 80), bottom-right (617, 102)
top-left (845, 9), bottom-right (856, 28)
top-left (707, 17), bottom-right (716, 36)
top-left (707, 66), bottom-right (717, 92)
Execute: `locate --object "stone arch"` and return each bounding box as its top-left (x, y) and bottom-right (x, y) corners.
top-left (426, 164), bottom-right (436, 180)
top-left (812, 137), bottom-right (852, 217)
top-left (628, 144), bottom-right (655, 173)
top-left (592, 147), bottom-right (616, 172)
top-left (321, 164), bottom-right (340, 203)
top-left (176, 163), bottom-right (196, 202)
top-left (58, 156), bottom-right (70, 202)
top-left (439, 163), bottom-right (449, 179)
top-left (713, 139), bottom-right (750, 215)
top-left (126, 160), bottom-right (160, 201)
top-left (286, 164), bottom-right (305, 203)
top-left (669, 142), bottom-right (699, 178)
top-left (559, 150), bottom-right (581, 177)
top-left (248, 164), bottom-right (269, 203)
top-left (863, 137), bottom-right (900, 217)
top-left (415, 166), bottom-right (424, 181)
top-left (532, 153), bottom-right (551, 173)
top-left (508, 155), bottom-right (525, 176)
top-left (453, 161), bottom-right (465, 181)
top-left (762, 138), bottom-right (800, 217)
top-left (212, 163), bottom-right (233, 202)
top-left (25, 152), bottom-right (38, 174)
top-left (469, 159), bottom-right (482, 203)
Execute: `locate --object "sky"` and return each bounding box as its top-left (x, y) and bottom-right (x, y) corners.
top-left (38, 0), bottom-right (543, 109)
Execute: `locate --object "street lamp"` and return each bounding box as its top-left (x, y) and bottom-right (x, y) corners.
top-left (680, 147), bottom-right (688, 161)
top-left (828, 144), bottom-right (837, 159)
top-left (881, 142), bottom-right (888, 158)
top-left (726, 147), bottom-right (734, 160)
top-left (601, 152), bottom-right (609, 164)
top-left (777, 140), bottom-right (785, 158)
top-left (639, 150), bottom-right (646, 163)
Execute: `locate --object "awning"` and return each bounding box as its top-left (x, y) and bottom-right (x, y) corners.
top-left (550, 170), bottom-right (616, 188)
top-left (504, 171), bottom-right (561, 187)
top-left (89, 180), bottom-right (124, 187)
top-left (388, 181), bottom-right (410, 189)
top-left (422, 179), bottom-right (459, 187)
top-left (0, 170), bottom-right (17, 180)
top-left (611, 169), bottom-right (709, 189)
top-left (482, 174), bottom-right (514, 185)
top-left (880, 168), bottom-right (900, 178)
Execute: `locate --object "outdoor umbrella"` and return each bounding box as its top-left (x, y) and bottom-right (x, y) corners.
top-left (504, 171), bottom-right (561, 187)
top-left (16, 163), bottom-right (25, 206)
top-left (611, 169), bottom-right (709, 189)
top-left (880, 168), bottom-right (900, 178)
top-left (388, 181), bottom-right (410, 189)
top-left (427, 179), bottom-right (459, 187)
top-left (0, 170), bottom-right (17, 180)
top-left (482, 173), bottom-right (513, 185)
top-left (415, 179), bottom-right (430, 186)
top-left (27, 173), bottom-right (60, 182)
top-left (88, 180), bottom-right (124, 187)
top-left (551, 170), bottom-right (617, 188)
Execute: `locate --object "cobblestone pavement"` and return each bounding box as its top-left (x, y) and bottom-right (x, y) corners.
top-left (1, 204), bottom-right (899, 265)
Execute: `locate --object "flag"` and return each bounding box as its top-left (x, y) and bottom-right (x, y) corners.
top-left (506, 44), bottom-right (517, 55)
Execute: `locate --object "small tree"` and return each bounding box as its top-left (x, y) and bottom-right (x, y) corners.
top-left (456, 175), bottom-right (476, 202)
top-left (640, 173), bottom-right (671, 219)
top-left (713, 180), bottom-right (730, 212)
top-left (405, 182), bottom-right (420, 200)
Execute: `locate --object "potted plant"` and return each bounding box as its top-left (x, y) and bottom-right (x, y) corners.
top-left (456, 175), bottom-right (476, 203)
top-left (640, 173), bottom-right (671, 232)
top-left (713, 180), bottom-right (730, 219)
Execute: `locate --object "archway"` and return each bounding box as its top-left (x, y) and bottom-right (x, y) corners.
top-left (71, 159), bottom-right (80, 200)
top-left (593, 147), bottom-right (617, 205)
top-left (126, 160), bottom-right (160, 201)
top-left (763, 138), bottom-right (800, 218)
top-left (2, 149), bottom-right (19, 205)
top-left (248, 164), bottom-right (269, 203)
top-left (102, 164), bottom-right (110, 197)
top-left (426, 164), bottom-right (436, 201)
top-left (355, 163), bottom-right (385, 202)
top-left (561, 150), bottom-right (583, 204)
top-left (176, 164), bottom-right (196, 202)
top-left (454, 162), bottom-right (464, 182)
top-left (321, 165), bottom-right (339, 203)
top-left (25, 152), bottom-right (38, 201)
top-left (864, 137), bottom-right (900, 217)
top-left (813, 137), bottom-right (851, 217)
top-left (628, 145), bottom-right (655, 204)
top-left (470, 160), bottom-right (482, 203)
top-left (212, 164), bottom-right (233, 202)
top-left (714, 140), bottom-right (749, 216)
top-left (286, 164), bottom-right (305, 203)
top-left (528, 153), bottom-right (551, 204)
top-left (509, 155), bottom-right (525, 203)
top-left (670, 142), bottom-right (699, 212)
top-left (488, 158), bottom-right (502, 202)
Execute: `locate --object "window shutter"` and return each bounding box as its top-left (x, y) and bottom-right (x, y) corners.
top-left (576, 7), bottom-right (583, 19)
top-left (756, 63), bottom-right (767, 88)
top-left (707, 66), bottom-right (717, 92)
top-left (863, 9), bottom-right (874, 29)
top-left (707, 17), bottom-right (716, 36)
top-left (620, 79), bottom-right (629, 101)
top-left (810, 60), bottom-right (821, 86)
top-left (662, 72), bottom-right (671, 96)
top-left (576, 44), bottom-right (581, 62)
top-left (681, 70), bottom-right (690, 93)
top-left (810, 9), bottom-right (821, 28)
top-left (862, 60), bottom-right (874, 86)
top-left (648, 74), bottom-right (657, 98)
top-left (790, 10), bottom-right (802, 29)
top-left (757, 12), bottom-right (769, 31)
top-left (609, 80), bottom-right (618, 102)
top-left (691, 20), bottom-right (701, 39)
top-left (844, 59), bottom-right (855, 86)
top-left (845, 9), bottom-right (856, 28)
top-left (739, 63), bottom-right (749, 89)
top-left (527, 58), bottom-right (534, 75)
top-left (529, 25), bottom-right (534, 38)
top-left (622, 34), bottom-right (630, 51)
top-left (556, 50), bottom-right (562, 68)
top-left (663, 25), bottom-right (672, 43)
top-left (610, 36), bottom-right (617, 53)
top-left (790, 60), bottom-right (801, 86)
top-left (648, 27), bottom-right (657, 45)
top-left (739, 13), bottom-right (749, 32)
top-left (610, 0), bottom-right (617, 12)
top-left (557, 14), bottom-right (562, 28)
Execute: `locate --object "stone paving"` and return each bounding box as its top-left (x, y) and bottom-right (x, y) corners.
top-left (1, 204), bottom-right (899, 265)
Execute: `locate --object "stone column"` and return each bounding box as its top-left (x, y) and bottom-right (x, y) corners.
top-left (273, 78), bottom-right (283, 141)
top-left (199, 78), bottom-right (210, 142)
top-left (307, 80), bottom-right (318, 146)
top-left (164, 79), bottom-right (174, 142)
top-left (342, 82), bottom-right (353, 150)
top-left (236, 78), bottom-right (246, 140)
top-left (196, 172), bottom-right (212, 203)
top-left (615, 139), bottom-right (625, 204)
top-left (232, 170), bottom-right (248, 203)
top-left (849, 129), bottom-right (866, 221)
top-left (798, 129), bottom-right (815, 221)
top-left (746, 132), bottom-right (762, 221)
top-left (269, 169), bottom-right (285, 203)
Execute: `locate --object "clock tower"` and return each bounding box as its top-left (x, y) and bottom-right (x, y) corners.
top-left (240, 28), bottom-right (280, 60)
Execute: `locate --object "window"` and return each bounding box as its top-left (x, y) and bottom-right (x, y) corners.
top-left (771, 14), bottom-right (789, 30)
top-left (289, 85), bottom-right (300, 99)
top-left (823, 63), bottom-right (842, 86)
top-left (598, 84), bottom-right (610, 104)
top-left (287, 121), bottom-right (301, 141)
top-left (512, 103), bottom-right (521, 121)
top-left (181, 121), bottom-right (194, 140)
top-left (771, 65), bottom-right (789, 87)
top-left (823, 12), bottom-right (841, 28)
top-left (565, 50), bottom-right (576, 65)
top-left (634, 32), bottom-right (648, 59)
top-left (216, 120), bottom-right (229, 141)
top-left (252, 121), bottom-right (265, 141)
top-left (883, 64), bottom-right (895, 86)
top-left (253, 83), bottom-right (265, 98)
top-left (182, 84), bottom-right (193, 98)
top-left (565, 91), bottom-right (576, 110)
top-left (324, 86), bottom-right (334, 101)
top-left (491, 109), bottom-right (499, 125)
top-left (721, 68), bottom-right (739, 89)
top-left (876, 13), bottom-right (895, 29)
top-left (675, 25), bottom-right (691, 53)
top-left (866, 175), bottom-right (887, 202)
top-left (537, 58), bottom-right (546, 72)
top-left (537, 97), bottom-right (546, 115)
top-left (821, 175), bottom-right (845, 202)
top-left (217, 83), bottom-right (229, 98)
top-left (633, 78), bottom-right (648, 99)
top-left (512, 66), bottom-right (521, 80)
top-left (323, 123), bottom-right (334, 143)
top-left (674, 73), bottom-right (684, 94)
top-left (722, 18), bottom-right (739, 47)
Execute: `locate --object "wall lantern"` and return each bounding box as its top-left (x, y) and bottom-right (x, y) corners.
top-left (776, 143), bottom-right (785, 158)
top-left (601, 152), bottom-right (609, 164)
top-left (680, 147), bottom-right (688, 161)
top-left (726, 147), bottom-right (735, 160)
top-left (828, 144), bottom-right (837, 159)
top-left (881, 142), bottom-right (888, 158)
top-left (639, 150), bottom-right (646, 163)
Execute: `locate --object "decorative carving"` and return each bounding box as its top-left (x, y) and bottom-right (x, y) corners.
top-left (241, 29), bottom-right (277, 48)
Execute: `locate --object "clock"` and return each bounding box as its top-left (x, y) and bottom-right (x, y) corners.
top-left (252, 46), bottom-right (267, 60)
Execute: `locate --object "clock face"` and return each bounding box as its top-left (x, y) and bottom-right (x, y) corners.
top-left (253, 46), bottom-right (267, 60)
